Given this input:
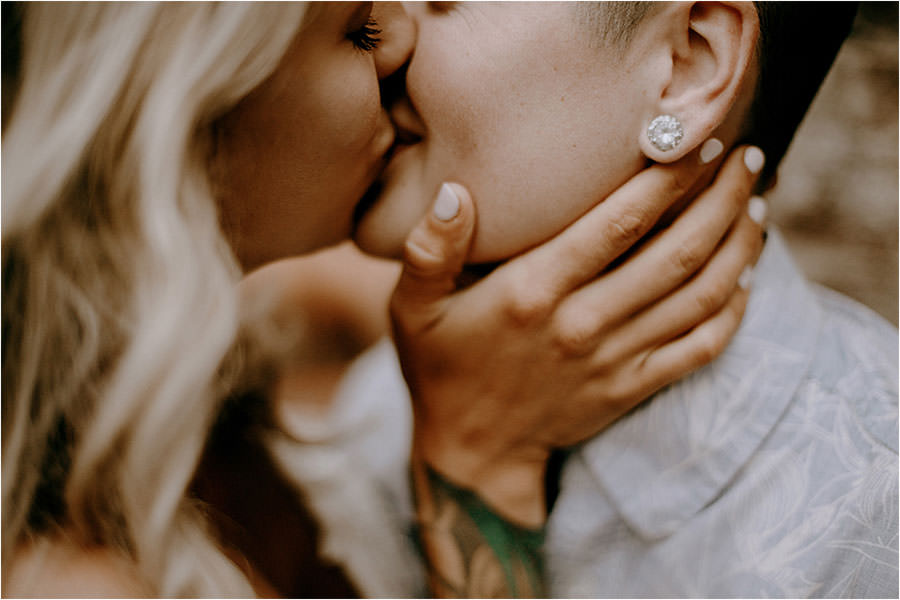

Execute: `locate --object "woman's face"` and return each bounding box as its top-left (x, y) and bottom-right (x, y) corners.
top-left (353, 2), bottom-right (649, 263)
top-left (217, 2), bottom-right (414, 271)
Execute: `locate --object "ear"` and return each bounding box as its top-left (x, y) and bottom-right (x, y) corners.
top-left (638, 2), bottom-right (759, 163)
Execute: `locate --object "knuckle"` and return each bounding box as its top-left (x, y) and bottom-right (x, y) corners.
top-left (663, 166), bottom-right (692, 199)
top-left (670, 240), bottom-right (706, 277)
top-left (555, 332), bottom-right (588, 357)
top-left (731, 186), bottom-right (748, 211)
top-left (553, 312), bottom-right (597, 356)
top-left (691, 328), bottom-right (728, 365)
top-left (590, 337), bottom-right (617, 370)
top-left (721, 164), bottom-right (752, 210)
top-left (693, 279), bottom-right (731, 316)
top-left (402, 237), bottom-right (445, 276)
top-left (502, 280), bottom-right (555, 326)
top-left (603, 378), bottom-right (639, 412)
top-left (606, 210), bottom-right (648, 249)
top-left (723, 190), bottom-right (746, 222)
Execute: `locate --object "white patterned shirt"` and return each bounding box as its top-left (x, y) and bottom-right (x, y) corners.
top-left (544, 230), bottom-right (898, 598)
top-left (299, 229), bottom-right (898, 598)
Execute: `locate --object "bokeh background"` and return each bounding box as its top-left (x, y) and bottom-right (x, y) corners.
top-left (768, 2), bottom-right (898, 325)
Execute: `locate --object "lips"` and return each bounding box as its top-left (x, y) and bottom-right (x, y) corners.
top-left (353, 96), bottom-right (425, 229)
top-left (390, 95), bottom-right (425, 147)
top-left (353, 178), bottom-right (383, 228)
top-left (374, 110), bottom-right (398, 160)
top-left (352, 138), bottom-right (409, 228)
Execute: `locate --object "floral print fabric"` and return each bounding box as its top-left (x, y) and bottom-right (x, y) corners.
top-left (545, 230), bottom-right (898, 598)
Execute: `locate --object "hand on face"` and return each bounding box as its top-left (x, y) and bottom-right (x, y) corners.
top-left (390, 142), bottom-right (767, 527)
top-left (354, 1), bottom-right (761, 267)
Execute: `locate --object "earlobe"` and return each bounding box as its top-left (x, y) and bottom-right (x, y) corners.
top-left (646, 114), bottom-right (685, 153)
top-left (639, 109), bottom-right (693, 163)
top-left (639, 1), bottom-right (759, 163)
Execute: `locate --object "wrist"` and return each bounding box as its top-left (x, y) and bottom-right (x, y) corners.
top-left (412, 429), bottom-right (549, 528)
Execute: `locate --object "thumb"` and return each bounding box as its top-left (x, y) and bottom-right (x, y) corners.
top-left (392, 182), bottom-right (476, 320)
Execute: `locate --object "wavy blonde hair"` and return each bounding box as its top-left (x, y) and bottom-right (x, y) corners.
top-left (2, 2), bottom-right (307, 595)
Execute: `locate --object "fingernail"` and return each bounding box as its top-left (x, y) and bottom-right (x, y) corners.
top-left (433, 183), bottom-right (459, 222)
top-left (748, 195), bottom-right (768, 225)
top-left (698, 138), bottom-right (724, 164)
top-left (744, 146), bottom-right (765, 174)
top-left (738, 265), bottom-right (754, 290)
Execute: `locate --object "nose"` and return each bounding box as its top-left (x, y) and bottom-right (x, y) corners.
top-left (372, 2), bottom-right (416, 79)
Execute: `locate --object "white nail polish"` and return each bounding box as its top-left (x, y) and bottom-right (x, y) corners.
top-left (738, 266), bottom-right (754, 290)
top-left (748, 195), bottom-right (768, 225)
top-left (699, 138), bottom-right (724, 164)
top-left (744, 147), bottom-right (765, 174)
top-left (433, 183), bottom-right (459, 222)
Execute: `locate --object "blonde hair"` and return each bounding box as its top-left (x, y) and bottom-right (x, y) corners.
top-left (2, 2), bottom-right (307, 595)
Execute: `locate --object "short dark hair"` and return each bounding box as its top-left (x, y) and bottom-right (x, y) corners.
top-left (578, 2), bottom-right (655, 47)
top-left (585, 1), bottom-right (858, 187)
top-left (747, 2), bottom-right (858, 186)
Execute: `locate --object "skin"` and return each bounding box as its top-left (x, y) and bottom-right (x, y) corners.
top-left (216, 2), bottom-right (414, 271)
top-left (396, 146), bottom-right (765, 598)
top-left (354, 1), bottom-right (758, 263)
top-left (203, 1), bottom-right (765, 597)
top-left (126, 0), bottom-right (765, 597)
top-left (355, 2), bottom-right (650, 263)
top-left (9, 3), bottom-right (418, 596)
top-left (351, 2), bottom-right (764, 597)
top-left (7, 1), bottom-right (763, 597)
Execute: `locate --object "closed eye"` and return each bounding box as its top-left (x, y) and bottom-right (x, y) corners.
top-left (348, 16), bottom-right (382, 52)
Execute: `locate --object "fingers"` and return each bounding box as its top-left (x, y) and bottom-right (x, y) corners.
top-left (558, 145), bottom-right (764, 336)
top-left (519, 138), bottom-right (730, 295)
top-left (638, 282), bottom-right (750, 393)
top-left (592, 198), bottom-right (767, 366)
top-left (390, 183), bottom-right (476, 327)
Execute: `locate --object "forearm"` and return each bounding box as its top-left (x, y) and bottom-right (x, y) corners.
top-left (412, 456), bottom-right (546, 598)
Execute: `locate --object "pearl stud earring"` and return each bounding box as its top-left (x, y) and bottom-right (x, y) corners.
top-left (647, 114), bottom-right (684, 152)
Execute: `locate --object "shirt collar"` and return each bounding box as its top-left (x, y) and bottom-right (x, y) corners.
top-left (578, 229), bottom-right (823, 540)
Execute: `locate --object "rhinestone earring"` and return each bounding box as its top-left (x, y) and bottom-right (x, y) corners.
top-left (647, 114), bottom-right (684, 152)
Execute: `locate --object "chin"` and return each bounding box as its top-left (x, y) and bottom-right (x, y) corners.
top-left (351, 188), bottom-right (410, 258)
top-left (353, 156), bottom-right (432, 259)
top-left (352, 219), bottom-right (407, 259)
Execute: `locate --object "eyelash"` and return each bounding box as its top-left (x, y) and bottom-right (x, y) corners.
top-left (348, 17), bottom-right (382, 52)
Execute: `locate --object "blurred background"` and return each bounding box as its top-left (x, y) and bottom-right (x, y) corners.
top-left (768, 2), bottom-right (898, 325)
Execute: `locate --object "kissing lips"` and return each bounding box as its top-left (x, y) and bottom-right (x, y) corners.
top-left (352, 95), bottom-right (425, 229)
top-left (353, 133), bottom-right (422, 229)
top-left (389, 93), bottom-right (425, 157)
top-left (353, 179), bottom-right (383, 229)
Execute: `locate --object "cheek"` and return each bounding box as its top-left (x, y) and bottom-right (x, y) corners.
top-left (408, 38), bottom-right (503, 159)
top-left (438, 90), bottom-right (645, 263)
top-left (295, 60), bottom-right (383, 224)
top-left (311, 64), bottom-right (382, 157)
top-left (223, 60), bottom-right (385, 263)
top-left (405, 27), bottom-right (647, 263)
